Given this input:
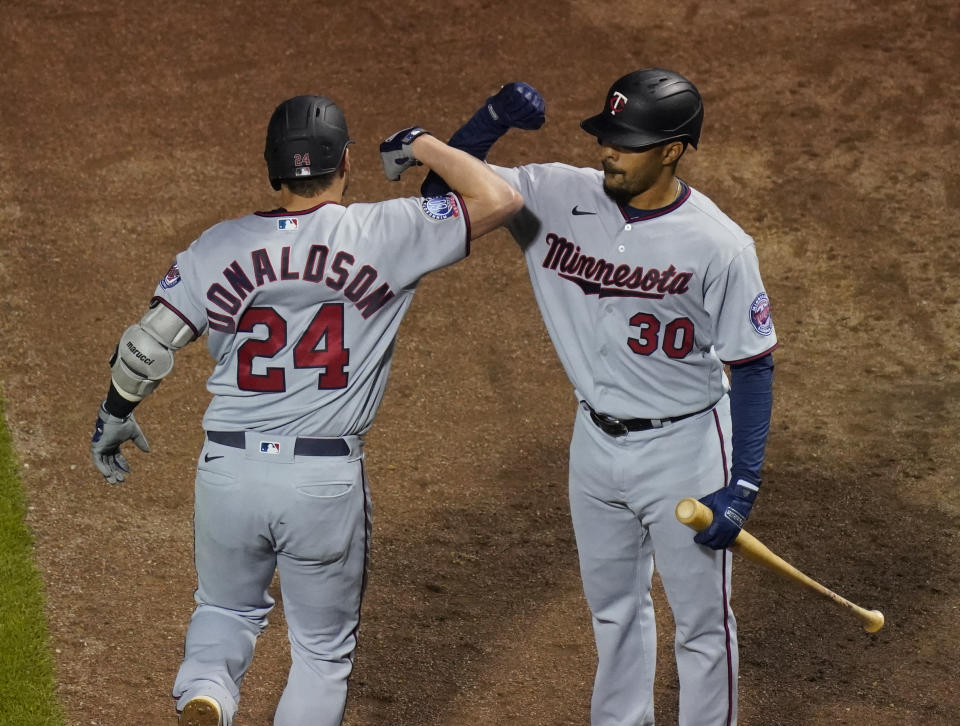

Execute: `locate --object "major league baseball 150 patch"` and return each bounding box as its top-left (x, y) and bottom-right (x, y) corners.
top-left (420, 195), bottom-right (460, 221)
top-left (750, 292), bottom-right (773, 336)
top-left (160, 263), bottom-right (182, 290)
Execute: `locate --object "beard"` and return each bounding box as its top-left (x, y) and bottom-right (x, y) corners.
top-left (602, 177), bottom-right (638, 206)
top-left (601, 163), bottom-right (660, 207)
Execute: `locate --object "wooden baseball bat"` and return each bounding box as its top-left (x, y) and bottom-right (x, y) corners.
top-left (675, 498), bottom-right (885, 633)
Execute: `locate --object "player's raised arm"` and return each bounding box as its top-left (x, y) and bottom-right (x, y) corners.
top-left (379, 127), bottom-right (523, 239)
top-left (420, 81), bottom-right (546, 197)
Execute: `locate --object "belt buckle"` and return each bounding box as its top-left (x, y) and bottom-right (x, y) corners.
top-left (591, 410), bottom-right (629, 437)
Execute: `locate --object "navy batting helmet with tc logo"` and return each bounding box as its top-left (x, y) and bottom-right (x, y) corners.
top-left (581, 68), bottom-right (704, 149)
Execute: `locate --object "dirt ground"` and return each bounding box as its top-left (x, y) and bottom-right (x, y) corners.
top-left (2, 0), bottom-right (958, 724)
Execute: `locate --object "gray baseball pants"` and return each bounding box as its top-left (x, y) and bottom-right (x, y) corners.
top-left (172, 432), bottom-right (370, 726)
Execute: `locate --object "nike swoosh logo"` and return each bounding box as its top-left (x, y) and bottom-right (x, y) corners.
top-left (204, 454), bottom-right (224, 463)
top-left (571, 206), bottom-right (597, 216)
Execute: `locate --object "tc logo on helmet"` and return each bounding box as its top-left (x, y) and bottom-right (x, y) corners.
top-left (609, 91), bottom-right (628, 115)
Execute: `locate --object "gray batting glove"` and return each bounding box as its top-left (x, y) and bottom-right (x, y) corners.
top-left (379, 126), bottom-right (431, 181)
top-left (90, 403), bottom-right (150, 484)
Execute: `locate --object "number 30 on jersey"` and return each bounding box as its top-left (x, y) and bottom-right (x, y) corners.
top-left (628, 312), bottom-right (694, 359)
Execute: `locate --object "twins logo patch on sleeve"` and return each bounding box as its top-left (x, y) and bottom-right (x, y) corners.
top-left (420, 195), bottom-right (460, 221)
top-left (750, 292), bottom-right (773, 335)
top-left (160, 263), bottom-right (182, 290)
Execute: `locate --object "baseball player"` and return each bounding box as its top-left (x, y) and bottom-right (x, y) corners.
top-left (88, 94), bottom-right (524, 726)
top-left (423, 73), bottom-right (777, 725)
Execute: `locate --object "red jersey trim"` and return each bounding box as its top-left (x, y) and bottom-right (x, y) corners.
top-left (711, 407), bottom-right (736, 725)
top-left (452, 191), bottom-right (472, 257)
top-left (150, 296), bottom-right (201, 338)
top-left (618, 180), bottom-right (691, 222)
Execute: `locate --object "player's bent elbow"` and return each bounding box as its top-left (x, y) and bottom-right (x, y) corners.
top-left (503, 185), bottom-right (524, 216)
top-left (465, 186), bottom-right (524, 239)
top-left (491, 185), bottom-right (524, 225)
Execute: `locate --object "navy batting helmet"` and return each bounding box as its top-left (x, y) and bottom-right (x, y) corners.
top-left (580, 68), bottom-right (703, 149)
top-left (264, 95), bottom-right (353, 191)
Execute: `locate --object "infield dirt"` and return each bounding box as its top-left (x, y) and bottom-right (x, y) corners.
top-left (1, 1), bottom-right (958, 724)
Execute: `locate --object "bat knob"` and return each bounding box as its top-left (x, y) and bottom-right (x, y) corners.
top-left (676, 498), bottom-right (697, 522)
top-left (863, 610), bottom-right (885, 633)
top-left (675, 498), bottom-right (714, 531)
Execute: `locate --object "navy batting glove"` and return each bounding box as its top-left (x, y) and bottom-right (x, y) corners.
top-left (447, 81), bottom-right (545, 158)
top-left (421, 83), bottom-right (544, 198)
top-left (693, 479), bottom-right (759, 550)
top-left (486, 82), bottom-right (546, 130)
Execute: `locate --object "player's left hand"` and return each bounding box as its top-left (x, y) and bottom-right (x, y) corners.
top-left (486, 82), bottom-right (546, 130)
top-left (693, 480), bottom-right (759, 549)
top-left (380, 126), bottom-right (431, 181)
top-left (90, 403), bottom-right (150, 484)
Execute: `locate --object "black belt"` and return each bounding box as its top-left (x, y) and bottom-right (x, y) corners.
top-left (206, 430), bottom-right (350, 457)
top-left (585, 401), bottom-right (717, 437)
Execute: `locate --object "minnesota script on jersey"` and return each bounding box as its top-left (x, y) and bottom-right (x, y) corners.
top-left (152, 194), bottom-right (469, 436)
top-left (492, 163), bottom-right (777, 420)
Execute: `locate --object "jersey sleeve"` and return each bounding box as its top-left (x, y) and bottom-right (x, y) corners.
top-left (489, 164), bottom-right (548, 250)
top-left (488, 162), bottom-right (583, 203)
top-left (706, 242), bottom-right (778, 364)
top-left (349, 193), bottom-right (470, 289)
top-left (489, 164), bottom-right (523, 190)
top-left (149, 251), bottom-right (208, 337)
top-left (490, 164), bottom-right (542, 203)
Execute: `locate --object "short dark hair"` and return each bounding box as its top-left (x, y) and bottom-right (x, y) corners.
top-left (282, 170), bottom-right (337, 197)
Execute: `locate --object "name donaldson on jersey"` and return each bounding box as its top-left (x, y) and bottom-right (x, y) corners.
top-left (543, 233), bottom-right (692, 298)
top-left (204, 245), bottom-right (395, 332)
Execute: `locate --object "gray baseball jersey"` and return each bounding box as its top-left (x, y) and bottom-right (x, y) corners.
top-left (492, 161), bottom-right (776, 726)
top-left (163, 192), bottom-right (469, 724)
top-left (152, 195), bottom-right (469, 436)
top-left (492, 162), bottom-right (776, 419)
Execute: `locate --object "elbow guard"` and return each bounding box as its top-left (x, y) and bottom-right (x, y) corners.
top-left (110, 303), bottom-right (195, 401)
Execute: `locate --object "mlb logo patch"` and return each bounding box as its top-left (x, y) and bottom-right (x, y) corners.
top-left (160, 263), bottom-right (182, 290)
top-left (749, 292), bottom-right (774, 336)
top-left (294, 167), bottom-right (312, 177)
top-left (277, 217), bottom-right (299, 231)
top-left (421, 195), bottom-right (460, 221)
top-left (260, 441), bottom-right (281, 455)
